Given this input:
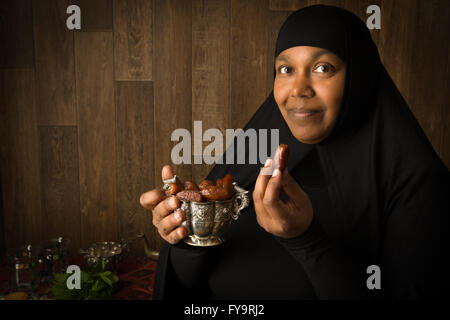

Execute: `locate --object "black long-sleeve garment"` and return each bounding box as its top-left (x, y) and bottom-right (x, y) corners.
top-left (168, 148), bottom-right (375, 300)
top-left (153, 5), bottom-right (450, 300)
top-left (154, 87), bottom-right (450, 299)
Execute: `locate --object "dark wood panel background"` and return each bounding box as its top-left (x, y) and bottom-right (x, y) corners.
top-left (0, 0), bottom-right (449, 255)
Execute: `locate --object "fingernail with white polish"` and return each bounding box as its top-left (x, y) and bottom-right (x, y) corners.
top-left (264, 158), bottom-right (272, 168)
top-left (272, 168), bottom-right (281, 177)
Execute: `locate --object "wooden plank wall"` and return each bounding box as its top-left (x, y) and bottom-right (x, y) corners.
top-left (0, 0), bottom-right (449, 255)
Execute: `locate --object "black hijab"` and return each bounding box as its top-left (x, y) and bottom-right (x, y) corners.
top-left (154, 5), bottom-right (450, 299)
top-left (207, 4), bottom-right (384, 187)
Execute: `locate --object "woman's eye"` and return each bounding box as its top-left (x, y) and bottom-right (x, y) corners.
top-left (314, 64), bottom-right (335, 73)
top-left (278, 66), bottom-right (291, 74)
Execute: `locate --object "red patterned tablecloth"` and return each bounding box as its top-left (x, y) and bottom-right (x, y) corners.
top-left (113, 256), bottom-right (157, 300)
top-left (0, 255), bottom-right (157, 300)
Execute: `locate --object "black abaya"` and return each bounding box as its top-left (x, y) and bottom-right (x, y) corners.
top-left (152, 5), bottom-right (450, 300)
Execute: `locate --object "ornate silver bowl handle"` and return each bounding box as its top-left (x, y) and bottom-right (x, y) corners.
top-left (231, 183), bottom-right (250, 220)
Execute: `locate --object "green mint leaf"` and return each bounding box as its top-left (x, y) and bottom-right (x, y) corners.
top-left (100, 274), bottom-right (113, 287)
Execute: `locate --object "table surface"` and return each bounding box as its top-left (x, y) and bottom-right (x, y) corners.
top-left (0, 255), bottom-right (157, 300)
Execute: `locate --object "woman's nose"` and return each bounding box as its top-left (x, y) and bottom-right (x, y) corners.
top-left (291, 74), bottom-right (314, 98)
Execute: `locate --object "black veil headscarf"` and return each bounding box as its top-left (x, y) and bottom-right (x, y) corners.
top-left (207, 5), bottom-right (384, 183)
top-left (154, 5), bottom-right (450, 299)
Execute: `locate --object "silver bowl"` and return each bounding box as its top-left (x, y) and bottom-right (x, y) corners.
top-left (164, 177), bottom-right (250, 246)
top-left (79, 235), bottom-right (144, 271)
top-left (80, 241), bottom-right (126, 271)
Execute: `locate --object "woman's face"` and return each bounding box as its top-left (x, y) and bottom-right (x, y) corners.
top-left (274, 46), bottom-right (346, 144)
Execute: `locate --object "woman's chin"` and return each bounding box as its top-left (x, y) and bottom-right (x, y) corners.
top-left (290, 126), bottom-right (328, 144)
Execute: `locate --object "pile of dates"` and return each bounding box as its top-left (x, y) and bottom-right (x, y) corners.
top-left (165, 174), bottom-right (235, 202)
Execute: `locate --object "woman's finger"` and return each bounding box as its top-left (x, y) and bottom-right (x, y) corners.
top-left (262, 168), bottom-right (284, 208)
top-left (162, 165), bottom-right (175, 181)
top-left (140, 188), bottom-right (166, 211)
top-left (158, 209), bottom-right (185, 237)
top-left (152, 195), bottom-right (180, 224)
top-left (253, 159), bottom-right (273, 226)
top-left (261, 168), bottom-right (292, 225)
top-left (165, 225), bottom-right (188, 244)
top-left (253, 158), bottom-right (273, 201)
top-left (139, 164), bottom-right (175, 211)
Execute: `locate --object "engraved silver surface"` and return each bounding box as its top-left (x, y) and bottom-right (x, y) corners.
top-left (180, 183), bottom-right (250, 247)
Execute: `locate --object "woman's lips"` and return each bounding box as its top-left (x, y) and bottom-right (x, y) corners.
top-left (287, 108), bottom-right (323, 119)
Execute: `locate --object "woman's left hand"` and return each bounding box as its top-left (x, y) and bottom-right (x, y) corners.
top-left (253, 159), bottom-right (314, 239)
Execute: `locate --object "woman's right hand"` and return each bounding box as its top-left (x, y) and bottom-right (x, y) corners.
top-left (139, 165), bottom-right (187, 244)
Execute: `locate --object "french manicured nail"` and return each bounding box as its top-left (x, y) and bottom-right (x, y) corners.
top-left (264, 158), bottom-right (272, 168)
top-left (272, 169), bottom-right (281, 177)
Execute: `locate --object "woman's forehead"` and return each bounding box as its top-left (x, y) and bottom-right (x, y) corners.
top-left (275, 46), bottom-right (341, 63)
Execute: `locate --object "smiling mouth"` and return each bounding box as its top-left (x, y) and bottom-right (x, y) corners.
top-left (287, 108), bottom-right (323, 119)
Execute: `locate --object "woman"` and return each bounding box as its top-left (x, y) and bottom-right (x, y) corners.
top-left (140, 5), bottom-right (450, 299)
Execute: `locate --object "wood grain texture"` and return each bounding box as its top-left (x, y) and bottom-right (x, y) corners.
top-left (116, 81), bottom-right (154, 255)
top-left (305, 0), bottom-right (345, 8)
top-left (404, 0), bottom-right (449, 157)
top-left (378, 0), bottom-right (448, 159)
top-left (113, 0), bottom-right (153, 81)
top-left (231, 0), bottom-right (269, 129)
top-left (73, 0), bottom-right (112, 31)
top-left (0, 69), bottom-right (42, 249)
top-left (378, 0), bottom-right (417, 107)
top-left (266, 10), bottom-right (292, 96)
top-left (33, 0), bottom-right (77, 125)
top-left (154, 0), bottom-right (192, 250)
top-left (1, 0), bottom-right (449, 255)
top-left (270, 0), bottom-right (347, 11)
top-left (270, 0), bottom-right (306, 11)
top-left (75, 32), bottom-right (117, 247)
top-left (39, 126), bottom-right (81, 253)
top-left (0, 0), bottom-right (34, 68)
top-left (192, 0), bottom-right (230, 183)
